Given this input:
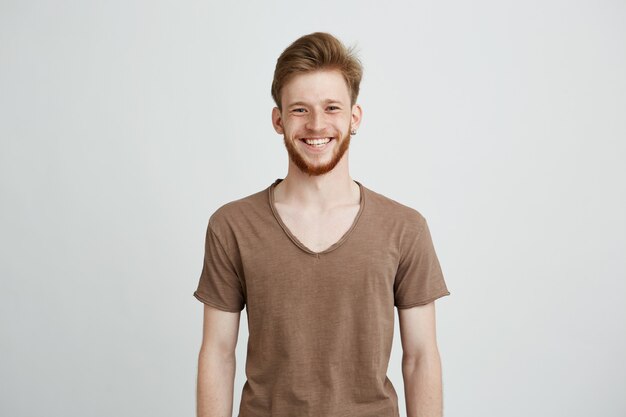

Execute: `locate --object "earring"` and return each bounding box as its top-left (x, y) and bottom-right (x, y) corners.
top-left (350, 129), bottom-right (357, 135)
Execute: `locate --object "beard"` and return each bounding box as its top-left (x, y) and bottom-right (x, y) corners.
top-left (282, 126), bottom-right (352, 177)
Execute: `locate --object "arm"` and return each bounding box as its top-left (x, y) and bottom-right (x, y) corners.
top-left (197, 304), bottom-right (241, 417)
top-left (397, 301), bottom-right (444, 417)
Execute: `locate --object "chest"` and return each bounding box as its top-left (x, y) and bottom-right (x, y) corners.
top-left (273, 202), bottom-right (361, 253)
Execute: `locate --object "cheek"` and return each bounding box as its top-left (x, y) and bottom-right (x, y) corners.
top-left (286, 120), bottom-right (306, 133)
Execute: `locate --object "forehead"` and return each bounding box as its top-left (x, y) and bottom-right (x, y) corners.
top-left (281, 69), bottom-right (350, 106)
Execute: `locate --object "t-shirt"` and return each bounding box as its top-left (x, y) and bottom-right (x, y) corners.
top-left (193, 178), bottom-right (450, 417)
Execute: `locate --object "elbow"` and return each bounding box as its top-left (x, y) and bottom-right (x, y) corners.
top-left (199, 344), bottom-right (236, 364)
top-left (402, 347), bottom-right (441, 368)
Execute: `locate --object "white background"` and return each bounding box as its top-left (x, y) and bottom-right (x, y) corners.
top-left (1, 0), bottom-right (625, 416)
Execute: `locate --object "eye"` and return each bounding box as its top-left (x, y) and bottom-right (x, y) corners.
top-left (291, 108), bottom-right (306, 113)
top-left (328, 106), bottom-right (340, 111)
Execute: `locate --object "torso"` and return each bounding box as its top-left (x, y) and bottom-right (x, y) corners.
top-left (195, 179), bottom-right (450, 417)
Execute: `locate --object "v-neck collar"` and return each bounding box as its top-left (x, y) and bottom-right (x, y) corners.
top-left (268, 178), bottom-right (366, 257)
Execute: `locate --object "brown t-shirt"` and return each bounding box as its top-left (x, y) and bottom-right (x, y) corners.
top-left (194, 178), bottom-right (450, 417)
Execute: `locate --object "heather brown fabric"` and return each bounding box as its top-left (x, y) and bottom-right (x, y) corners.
top-left (194, 178), bottom-right (450, 417)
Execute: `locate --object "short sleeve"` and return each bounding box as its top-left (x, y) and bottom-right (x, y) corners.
top-left (193, 221), bottom-right (245, 312)
top-left (394, 216), bottom-right (450, 309)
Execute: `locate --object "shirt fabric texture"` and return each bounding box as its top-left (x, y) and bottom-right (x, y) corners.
top-left (194, 178), bottom-right (451, 417)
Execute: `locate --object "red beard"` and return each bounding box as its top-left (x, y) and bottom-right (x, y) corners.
top-left (282, 127), bottom-right (352, 177)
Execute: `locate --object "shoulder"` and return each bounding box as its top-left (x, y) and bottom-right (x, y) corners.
top-left (362, 185), bottom-right (427, 233)
top-left (207, 186), bottom-right (269, 236)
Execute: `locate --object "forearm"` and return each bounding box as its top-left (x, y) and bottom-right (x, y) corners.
top-left (401, 351), bottom-right (444, 417)
top-left (197, 348), bottom-right (236, 417)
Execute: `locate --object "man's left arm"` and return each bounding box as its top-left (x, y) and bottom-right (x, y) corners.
top-left (398, 301), bottom-right (444, 417)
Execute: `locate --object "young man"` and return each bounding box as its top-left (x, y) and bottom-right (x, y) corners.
top-left (194, 32), bottom-right (451, 417)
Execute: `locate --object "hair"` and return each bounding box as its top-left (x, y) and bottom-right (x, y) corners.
top-left (271, 32), bottom-right (363, 111)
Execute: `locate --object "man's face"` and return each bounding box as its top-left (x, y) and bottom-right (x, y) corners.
top-left (272, 69), bottom-right (362, 176)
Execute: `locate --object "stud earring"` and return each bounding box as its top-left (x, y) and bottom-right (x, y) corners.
top-left (350, 129), bottom-right (357, 135)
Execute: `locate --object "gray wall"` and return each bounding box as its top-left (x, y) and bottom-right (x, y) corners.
top-left (1, 0), bottom-right (624, 416)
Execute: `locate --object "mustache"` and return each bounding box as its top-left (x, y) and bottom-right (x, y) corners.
top-left (290, 129), bottom-right (348, 140)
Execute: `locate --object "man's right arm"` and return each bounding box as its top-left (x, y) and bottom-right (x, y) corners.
top-left (197, 303), bottom-right (241, 417)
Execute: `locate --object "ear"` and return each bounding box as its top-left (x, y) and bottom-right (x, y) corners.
top-left (350, 103), bottom-right (363, 132)
top-left (271, 107), bottom-right (284, 134)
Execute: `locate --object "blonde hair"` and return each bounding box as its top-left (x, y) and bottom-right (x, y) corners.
top-left (271, 32), bottom-right (363, 111)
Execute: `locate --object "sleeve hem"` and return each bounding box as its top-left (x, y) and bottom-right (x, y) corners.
top-left (395, 290), bottom-right (451, 309)
top-left (194, 291), bottom-right (243, 313)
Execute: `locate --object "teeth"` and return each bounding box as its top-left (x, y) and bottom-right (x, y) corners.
top-left (304, 138), bottom-right (331, 145)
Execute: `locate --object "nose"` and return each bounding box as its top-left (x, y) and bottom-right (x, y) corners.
top-left (305, 110), bottom-right (325, 132)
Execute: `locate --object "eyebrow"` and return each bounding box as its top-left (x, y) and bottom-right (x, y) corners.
top-left (287, 99), bottom-right (345, 108)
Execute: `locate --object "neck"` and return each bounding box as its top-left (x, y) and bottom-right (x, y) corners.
top-left (275, 159), bottom-right (359, 212)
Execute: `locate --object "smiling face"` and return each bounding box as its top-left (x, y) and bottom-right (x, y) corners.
top-left (272, 69), bottom-right (362, 177)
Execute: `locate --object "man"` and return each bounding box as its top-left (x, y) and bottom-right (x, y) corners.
top-left (194, 32), bottom-right (451, 417)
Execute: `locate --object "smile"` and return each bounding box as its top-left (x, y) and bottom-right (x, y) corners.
top-left (300, 137), bottom-right (334, 148)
